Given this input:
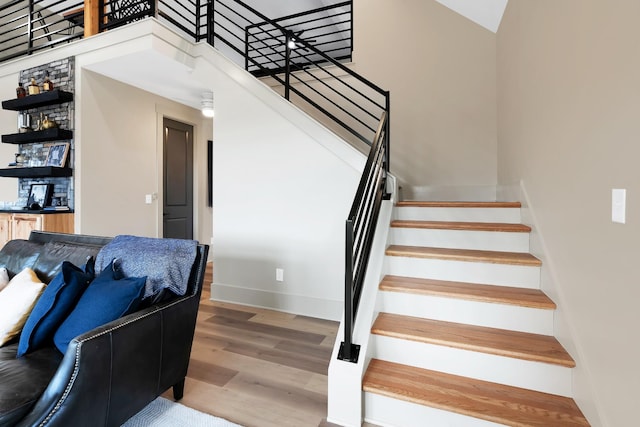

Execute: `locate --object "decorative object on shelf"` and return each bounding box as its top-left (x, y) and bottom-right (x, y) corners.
top-left (42, 73), bottom-right (54, 92)
top-left (14, 153), bottom-right (24, 167)
top-left (41, 115), bottom-right (57, 130)
top-left (45, 143), bottom-right (69, 168)
top-left (17, 113), bottom-right (31, 133)
top-left (27, 183), bottom-right (53, 210)
top-left (28, 77), bottom-right (40, 96)
top-left (16, 83), bottom-right (26, 99)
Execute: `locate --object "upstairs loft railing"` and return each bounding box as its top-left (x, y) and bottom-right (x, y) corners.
top-left (0, 0), bottom-right (209, 64)
top-left (212, 0), bottom-right (386, 149)
top-left (0, 0), bottom-right (85, 63)
top-left (0, 0), bottom-right (388, 364)
top-left (245, 1), bottom-right (352, 77)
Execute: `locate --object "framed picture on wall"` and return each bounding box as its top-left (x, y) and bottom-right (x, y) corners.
top-left (45, 143), bottom-right (70, 167)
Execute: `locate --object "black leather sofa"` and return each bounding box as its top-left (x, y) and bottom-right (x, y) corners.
top-left (0, 231), bottom-right (209, 427)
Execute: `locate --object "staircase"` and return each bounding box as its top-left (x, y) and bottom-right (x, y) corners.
top-left (362, 201), bottom-right (590, 426)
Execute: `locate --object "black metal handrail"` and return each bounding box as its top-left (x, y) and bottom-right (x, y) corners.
top-left (0, 0), bottom-right (84, 64)
top-left (340, 111), bottom-right (389, 362)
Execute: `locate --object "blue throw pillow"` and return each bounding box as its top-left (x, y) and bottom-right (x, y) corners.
top-left (53, 259), bottom-right (146, 354)
top-left (17, 261), bottom-right (93, 357)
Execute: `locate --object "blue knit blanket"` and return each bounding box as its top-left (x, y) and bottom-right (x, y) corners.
top-left (95, 235), bottom-right (198, 298)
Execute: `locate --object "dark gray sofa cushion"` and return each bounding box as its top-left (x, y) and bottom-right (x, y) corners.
top-left (0, 344), bottom-right (63, 426)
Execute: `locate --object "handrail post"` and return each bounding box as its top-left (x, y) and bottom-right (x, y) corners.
top-left (340, 219), bottom-right (354, 362)
top-left (27, 0), bottom-right (34, 53)
top-left (207, 0), bottom-right (214, 46)
top-left (284, 30), bottom-right (291, 101)
top-left (244, 28), bottom-right (249, 71)
top-left (349, 0), bottom-right (353, 55)
top-left (383, 93), bottom-right (391, 198)
top-left (195, 0), bottom-right (201, 40)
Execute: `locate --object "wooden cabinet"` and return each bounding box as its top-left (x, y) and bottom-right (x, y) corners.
top-left (0, 214), bottom-right (11, 248)
top-left (0, 212), bottom-right (74, 248)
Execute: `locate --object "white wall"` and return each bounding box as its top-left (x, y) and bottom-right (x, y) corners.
top-left (208, 56), bottom-right (362, 320)
top-left (497, 1), bottom-right (640, 425)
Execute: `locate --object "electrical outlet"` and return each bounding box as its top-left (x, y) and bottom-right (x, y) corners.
top-left (276, 268), bottom-right (284, 282)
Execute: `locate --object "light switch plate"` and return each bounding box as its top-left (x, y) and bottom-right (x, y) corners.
top-left (612, 189), bottom-right (626, 224)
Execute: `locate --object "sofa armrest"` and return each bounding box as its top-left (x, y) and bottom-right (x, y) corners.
top-left (16, 244), bottom-right (209, 427)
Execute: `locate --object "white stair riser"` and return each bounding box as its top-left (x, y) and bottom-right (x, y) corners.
top-left (395, 207), bottom-right (521, 223)
top-left (386, 256), bottom-right (541, 289)
top-left (379, 291), bottom-right (554, 335)
top-left (364, 392), bottom-right (504, 427)
top-left (390, 227), bottom-right (530, 252)
top-left (371, 335), bottom-right (573, 397)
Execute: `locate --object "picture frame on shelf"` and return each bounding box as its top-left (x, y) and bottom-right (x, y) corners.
top-left (27, 183), bottom-right (53, 209)
top-left (45, 142), bottom-right (69, 167)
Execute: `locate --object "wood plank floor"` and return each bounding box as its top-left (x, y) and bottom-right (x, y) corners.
top-left (162, 263), bottom-right (374, 427)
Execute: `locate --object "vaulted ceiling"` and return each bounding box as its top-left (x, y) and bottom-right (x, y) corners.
top-left (435, 0), bottom-right (508, 33)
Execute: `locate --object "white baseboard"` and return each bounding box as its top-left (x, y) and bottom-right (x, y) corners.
top-left (210, 282), bottom-right (342, 321)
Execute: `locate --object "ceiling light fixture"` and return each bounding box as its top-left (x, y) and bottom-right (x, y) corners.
top-left (201, 91), bottom-right (214, 118)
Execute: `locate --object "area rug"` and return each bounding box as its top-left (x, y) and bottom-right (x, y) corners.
top-left (122, 397), bottom-right (242, 427)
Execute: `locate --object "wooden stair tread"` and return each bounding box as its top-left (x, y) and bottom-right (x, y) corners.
top-left (363, 359), bottom-right (589, 427)
top-left (396, 201), bottom-right (521, 208)
top-left (386, 245), bottom-right (542, 266)
top-left (372, 313), bottom-right (575, 367)
top-left (379, 275), bottom-right (556, 309)
top-left (391, 220), bottom-right (531, 233)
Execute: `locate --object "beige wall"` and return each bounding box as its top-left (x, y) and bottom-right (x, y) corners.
top-left (0, 73), bottom-right (21, 201)
top-left (76, 70), bottom-right (213, 246)
top-left (497, 1), bottom-right (640, 425)
top-left (352, 0), bottom-right (498, 192)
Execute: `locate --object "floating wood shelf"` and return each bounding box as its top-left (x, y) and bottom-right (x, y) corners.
top-left (1, 128), bottom-right (73, 144)
top-left (0, 166), bottom-right (72, 178)
top-left (1, 90), bottom-right (74, 111)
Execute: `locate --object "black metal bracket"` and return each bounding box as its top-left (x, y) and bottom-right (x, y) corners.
top-left (337, 342), bottom-right (360, 363)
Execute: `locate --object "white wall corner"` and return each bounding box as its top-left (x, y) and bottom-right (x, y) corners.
top-left (518, 180), bottom-right (604, 427)
top-left (327, 195), bottom-right (395, 426)
top-left (496, 183), bottom-right (521, 201)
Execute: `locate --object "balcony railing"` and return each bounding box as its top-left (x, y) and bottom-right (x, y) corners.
top-left (0, 0), bottom-right (85, 63)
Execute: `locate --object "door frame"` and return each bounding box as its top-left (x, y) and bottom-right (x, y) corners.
top-left (155, 109), bottom-right (201, 240)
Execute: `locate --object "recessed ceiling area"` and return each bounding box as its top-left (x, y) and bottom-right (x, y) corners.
top-left (435, 0), bottom-right (508, 33)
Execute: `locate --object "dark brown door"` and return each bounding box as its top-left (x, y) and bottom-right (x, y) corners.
top-left (163, 118), bottom-right (193, 239)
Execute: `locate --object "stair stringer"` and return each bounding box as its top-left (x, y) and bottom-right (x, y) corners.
top-left (327, 195), bottom-right (396, 427)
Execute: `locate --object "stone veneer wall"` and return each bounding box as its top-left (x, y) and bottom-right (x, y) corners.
top-left (17, 57), bottom-right (75, 208)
